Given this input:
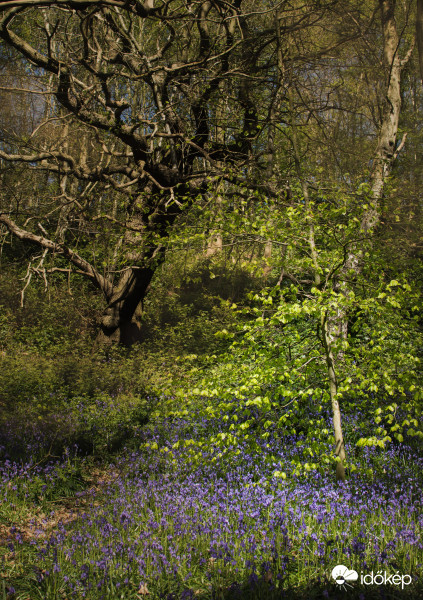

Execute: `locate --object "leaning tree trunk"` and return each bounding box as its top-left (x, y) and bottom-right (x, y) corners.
top-left (342, 0), bottom-right (408, 272)
top-left (337, 0), bottom-right (408, 321)
top-left (0, 189), bottom-right (172, 348)
top-left (324, 0), bottom-right (410, 480)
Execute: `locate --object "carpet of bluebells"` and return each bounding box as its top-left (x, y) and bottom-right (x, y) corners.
top-left (1, 404), bottom-right (422, 600)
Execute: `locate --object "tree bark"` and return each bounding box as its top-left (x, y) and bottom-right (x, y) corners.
top-left (367, 0), bottom-right (404, 227)
top-left (417, 0), bottom-right (423, 84)
top-left (96, 266), bottom-right (155, 347)
top-left (342, 0), bottom-right (405, 292)
top-left (321, 310), bottom-right (346, 481)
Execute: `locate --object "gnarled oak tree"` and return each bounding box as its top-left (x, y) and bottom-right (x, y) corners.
top-left (0, 0), bottom-right (282, 345)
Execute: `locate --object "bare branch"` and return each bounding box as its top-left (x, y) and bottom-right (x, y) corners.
top-left (0, 213), bottom-right (113, 298)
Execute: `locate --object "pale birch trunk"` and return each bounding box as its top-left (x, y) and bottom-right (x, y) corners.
top-left (325, 0), bottom-right (409, 479)
top-left (340, 0), bottom-right (407, 319)
top-left (288, 82), bottom-right (348, 480)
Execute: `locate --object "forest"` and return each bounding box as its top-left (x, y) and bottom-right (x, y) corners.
top-left (0, 0), bottom-right (422, 598)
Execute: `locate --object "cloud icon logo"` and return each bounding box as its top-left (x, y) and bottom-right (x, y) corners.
top-left (332, 564), bottom-right (359, 589)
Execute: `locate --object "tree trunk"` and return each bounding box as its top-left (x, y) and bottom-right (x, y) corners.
top-left (322, 311), bottom-right (346, 482)
top-left (417, 0), bottom-right (423, 85)
top-left (206, 232), bottom-right (223, 257)
top-left (337, 0), bottom-right (406, 335)
top-left (95, 266), bottom-right (155, 347)
top-left (322, 0), bottom-right (408, 481)
top-left (365, 0), bottom-right (404, 228)
top-left (287, 79), bottom-right (348, 479)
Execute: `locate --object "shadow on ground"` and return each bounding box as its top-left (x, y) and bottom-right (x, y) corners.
top-left (183, 578), bottom-right (422, 600)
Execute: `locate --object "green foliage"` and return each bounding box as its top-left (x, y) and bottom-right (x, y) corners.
top-left (0, 265), bottom-right (100, 353)
top-left (0, 349), bottom-right (154, 459)
top-left (0, 247), bottom-right (269, 461)
top-left (169, 273), bottom-right (422, 476)
top-left (68, 392), bottom-right (151, 456)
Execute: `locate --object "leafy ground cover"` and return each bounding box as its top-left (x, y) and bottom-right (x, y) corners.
top-left (1, 405), bottom-right (422, 600)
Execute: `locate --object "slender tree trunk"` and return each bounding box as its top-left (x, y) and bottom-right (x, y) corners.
top-left (287, 81), bottom-right (348, 479)
top-left (341, 0), bottom-right (406, 317)
top-left (416, 0), bottom-right (423, 84)
top-left (206, 97), bottom-right (225, 258)
top-left (322, 0), bottom-right (409, 480)
top-left (322, 311), bottom-right (346, 481)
